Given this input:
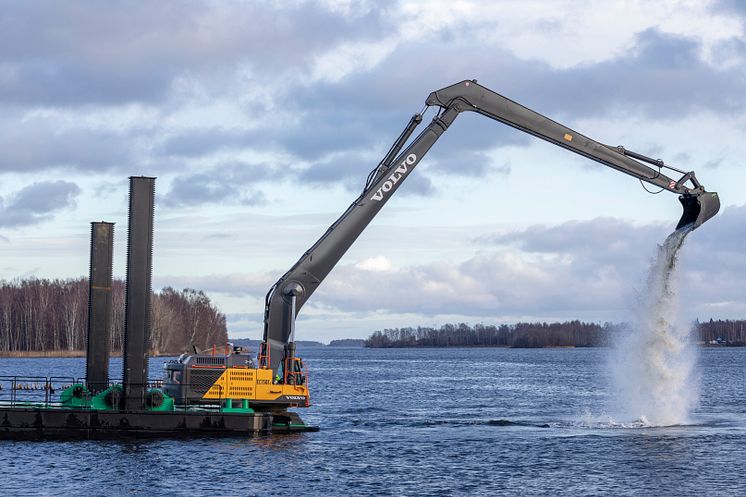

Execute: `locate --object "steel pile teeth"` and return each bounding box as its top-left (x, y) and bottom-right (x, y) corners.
top-left (123, 176), bottom-right (156, 409)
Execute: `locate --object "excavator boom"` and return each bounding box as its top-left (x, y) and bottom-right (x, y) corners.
top-left (261, 79), bottom-right (720, 374)
top-left (426, 80), bottom-right (719, 229)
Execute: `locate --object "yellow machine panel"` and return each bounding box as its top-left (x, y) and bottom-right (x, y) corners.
top-left (203, 367), bottom-right (309, 405)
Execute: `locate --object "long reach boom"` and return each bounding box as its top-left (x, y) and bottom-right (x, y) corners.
top-left (260, 79), bottom-right (720, 375)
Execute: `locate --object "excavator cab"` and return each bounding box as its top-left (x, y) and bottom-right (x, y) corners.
top-left (677, 192), bottom-right (720, 230)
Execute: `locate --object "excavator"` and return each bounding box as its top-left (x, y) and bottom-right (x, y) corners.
top-left (163, 79), bottom-right (719, 427)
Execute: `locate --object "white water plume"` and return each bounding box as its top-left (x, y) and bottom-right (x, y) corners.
top-left (609, 226), bottom-right (699, 426)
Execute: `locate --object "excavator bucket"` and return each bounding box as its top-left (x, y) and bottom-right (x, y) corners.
top-left (676, 192), bottom-right (720, 230)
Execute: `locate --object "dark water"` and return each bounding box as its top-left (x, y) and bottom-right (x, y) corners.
top-left (1, 347), bottom-right (745, 496)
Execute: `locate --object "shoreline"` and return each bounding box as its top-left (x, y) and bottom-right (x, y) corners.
top-left (0, 350), bottom-right (174, 358)
top-left (1, 344), bottom-right (741, 357)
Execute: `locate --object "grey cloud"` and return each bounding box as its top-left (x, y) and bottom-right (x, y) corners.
top-left (161, 151), bottom-right (433, 209)
top-left (713, 0), bottom-right (746, 15)
top-left (154, 208), bottom-right (746, 321)
top-left (0, 122), bottom-right (136, 173)
top-left (0, 59), bottom-right (172, 107)
top-left (423, 114), bottom-right (528, 175)
top-left (155, 114), bottom-right (389, 163)
top-left (677, 205), bottom-right (746, 317)
top-left (315, 251), bottom-right (632, 317)
top-left (236, 85), bottom-right (531, 183)
top-left (396, 172), bottom-right (435, 197)
top-left (156, 122), bottom-right (448, 198)
top-left (509, 29), bottom-right (746, 118)
top-left (713, 36), bottom-right (746, 65)
top-left (426, 151), bottom-right (511, 178)
top-left (3, 3), bottom-right (744, 192)
top-left (480, 217), bottom-right (669, 267)
top-left (201, 233), bottom-right (233, 241)
top-left (673, 152), bottom-right (691, 164)
top-left (164, 173), bottom-right (240, 206)
top-left (299, 149), bottom-right (436, 196)
top-left (155, 272), bottom-right (275, 298)
top-left (265, 112), bottom-right (391, 162)
top-left (678, 204), bottom-right (746, 259)
top-left (0, 180), bottom-right (80, 227)
top-left (313, 212), bottom-right (745, 319)
top-left (260, 28), bottom-right (745, 180)
top-left (0, 2), bottom-right (387, 106)
top-left (159, 128), bottom-right (260, 158)
top-left (162, 162), bottom-right (274, 207)
top-left (298, 152), bottom-right (374, 188)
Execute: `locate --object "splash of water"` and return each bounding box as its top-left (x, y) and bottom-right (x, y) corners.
top-left (609, 226), bottom-right (698, 426)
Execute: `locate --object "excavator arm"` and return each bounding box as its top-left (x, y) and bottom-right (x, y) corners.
top-left (260, 79), bottom-right (720, 375)
top-left (426, 81), bottom-right (720, 226)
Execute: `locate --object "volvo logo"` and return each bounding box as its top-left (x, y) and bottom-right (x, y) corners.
top-left (370, 153), bottom-right (417, 201)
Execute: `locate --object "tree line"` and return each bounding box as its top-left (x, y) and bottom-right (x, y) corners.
top-left (365, 321), bottom-right (609, 348)
top-left (0, 278), bottom-right (227, 354)
top-left (365, 319), bottom-right (746, 348)
top-left (697, 319), bottom-right (746, 345)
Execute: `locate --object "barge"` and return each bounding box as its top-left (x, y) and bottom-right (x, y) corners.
top-left (0, 177), bottom-right (315, 439)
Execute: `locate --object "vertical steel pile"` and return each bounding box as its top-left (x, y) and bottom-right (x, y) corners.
top-left (123, 177), bottom-right (155, 410)
top-left (85, 221), bottom-right (115, 394)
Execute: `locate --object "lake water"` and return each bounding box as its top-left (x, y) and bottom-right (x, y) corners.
top-left (1, 346), bottom-right (745, 496)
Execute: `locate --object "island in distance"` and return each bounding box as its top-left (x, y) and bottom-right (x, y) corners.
top-left (228, 338), bottom-right (365, 349)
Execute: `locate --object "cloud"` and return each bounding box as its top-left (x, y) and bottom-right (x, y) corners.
top-left (242, 27), bottom-right (746, 182)
top-left (124, 14), bottom-right (746, 190)
top-left (317, 213), bottom-right (745, 320)
top-left (677, 204), bottom-right (746, 311)
top-left (0, 2), bottom-right (386, 107)
top-left (158, 127), bottom-right (260, 158)
top-left (340, 28), bottom-right (746, 119)
top-left (1, 0), bottom-right (743, 195)
top-left (1, 1), bottom-right (743, 339)
top-left (0, 119), bottom-right (136, 172)
top-left (162, 169), bottom-right (267, 207)
top-left (479, 217), bottom-right (670, 268)
top-left (156, 271), bottom-right (276, 298)
top-left (0, 180), bottom-right (80, 227)
top-left (713, 0), bottom-right (746, 16)
top-left (179, 208), bottom-right (746, 323)
top-left (315, 236), bottom-right (646, 318)
top-left (201, 233), bottom-right (233, 242)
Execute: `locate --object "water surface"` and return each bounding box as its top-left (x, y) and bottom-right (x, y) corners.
top-left (1, 347), bottom-right (744, 496)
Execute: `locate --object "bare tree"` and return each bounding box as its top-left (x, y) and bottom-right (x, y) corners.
top-left (0, 278), bottom-right (228, 354)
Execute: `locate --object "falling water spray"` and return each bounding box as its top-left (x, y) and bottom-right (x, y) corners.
top-left (610, 226), bottom-right (698, 426)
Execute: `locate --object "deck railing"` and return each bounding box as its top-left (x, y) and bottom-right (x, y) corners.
top-left (0, 375), bottom-right (246, 413)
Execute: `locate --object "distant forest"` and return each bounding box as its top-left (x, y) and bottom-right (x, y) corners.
top-left (365, 319), bottom-right (746, 348)
top-left (0, 278), bottom-right (227, 354)
top-left (328, 339), bottom-right (366, 347)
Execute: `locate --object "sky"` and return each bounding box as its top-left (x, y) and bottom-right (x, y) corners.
top-left (1, 0), bottom-right (744, 342)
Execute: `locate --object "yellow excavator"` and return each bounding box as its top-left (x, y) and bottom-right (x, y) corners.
top-left (161, 345), bottom-right (309, 410)
top-left (162, 79), bottom-right (719, 423)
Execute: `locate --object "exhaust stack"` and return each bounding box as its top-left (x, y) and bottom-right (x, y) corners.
top-left (85, 222), bottom-right (115, 394)
top-left (123, 176), bottom-right (155, 410)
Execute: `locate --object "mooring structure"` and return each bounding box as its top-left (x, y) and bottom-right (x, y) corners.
top-left (122, 176), bottom-right (155, 410)
top-left (85, 221), bottom-right (115, 394)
